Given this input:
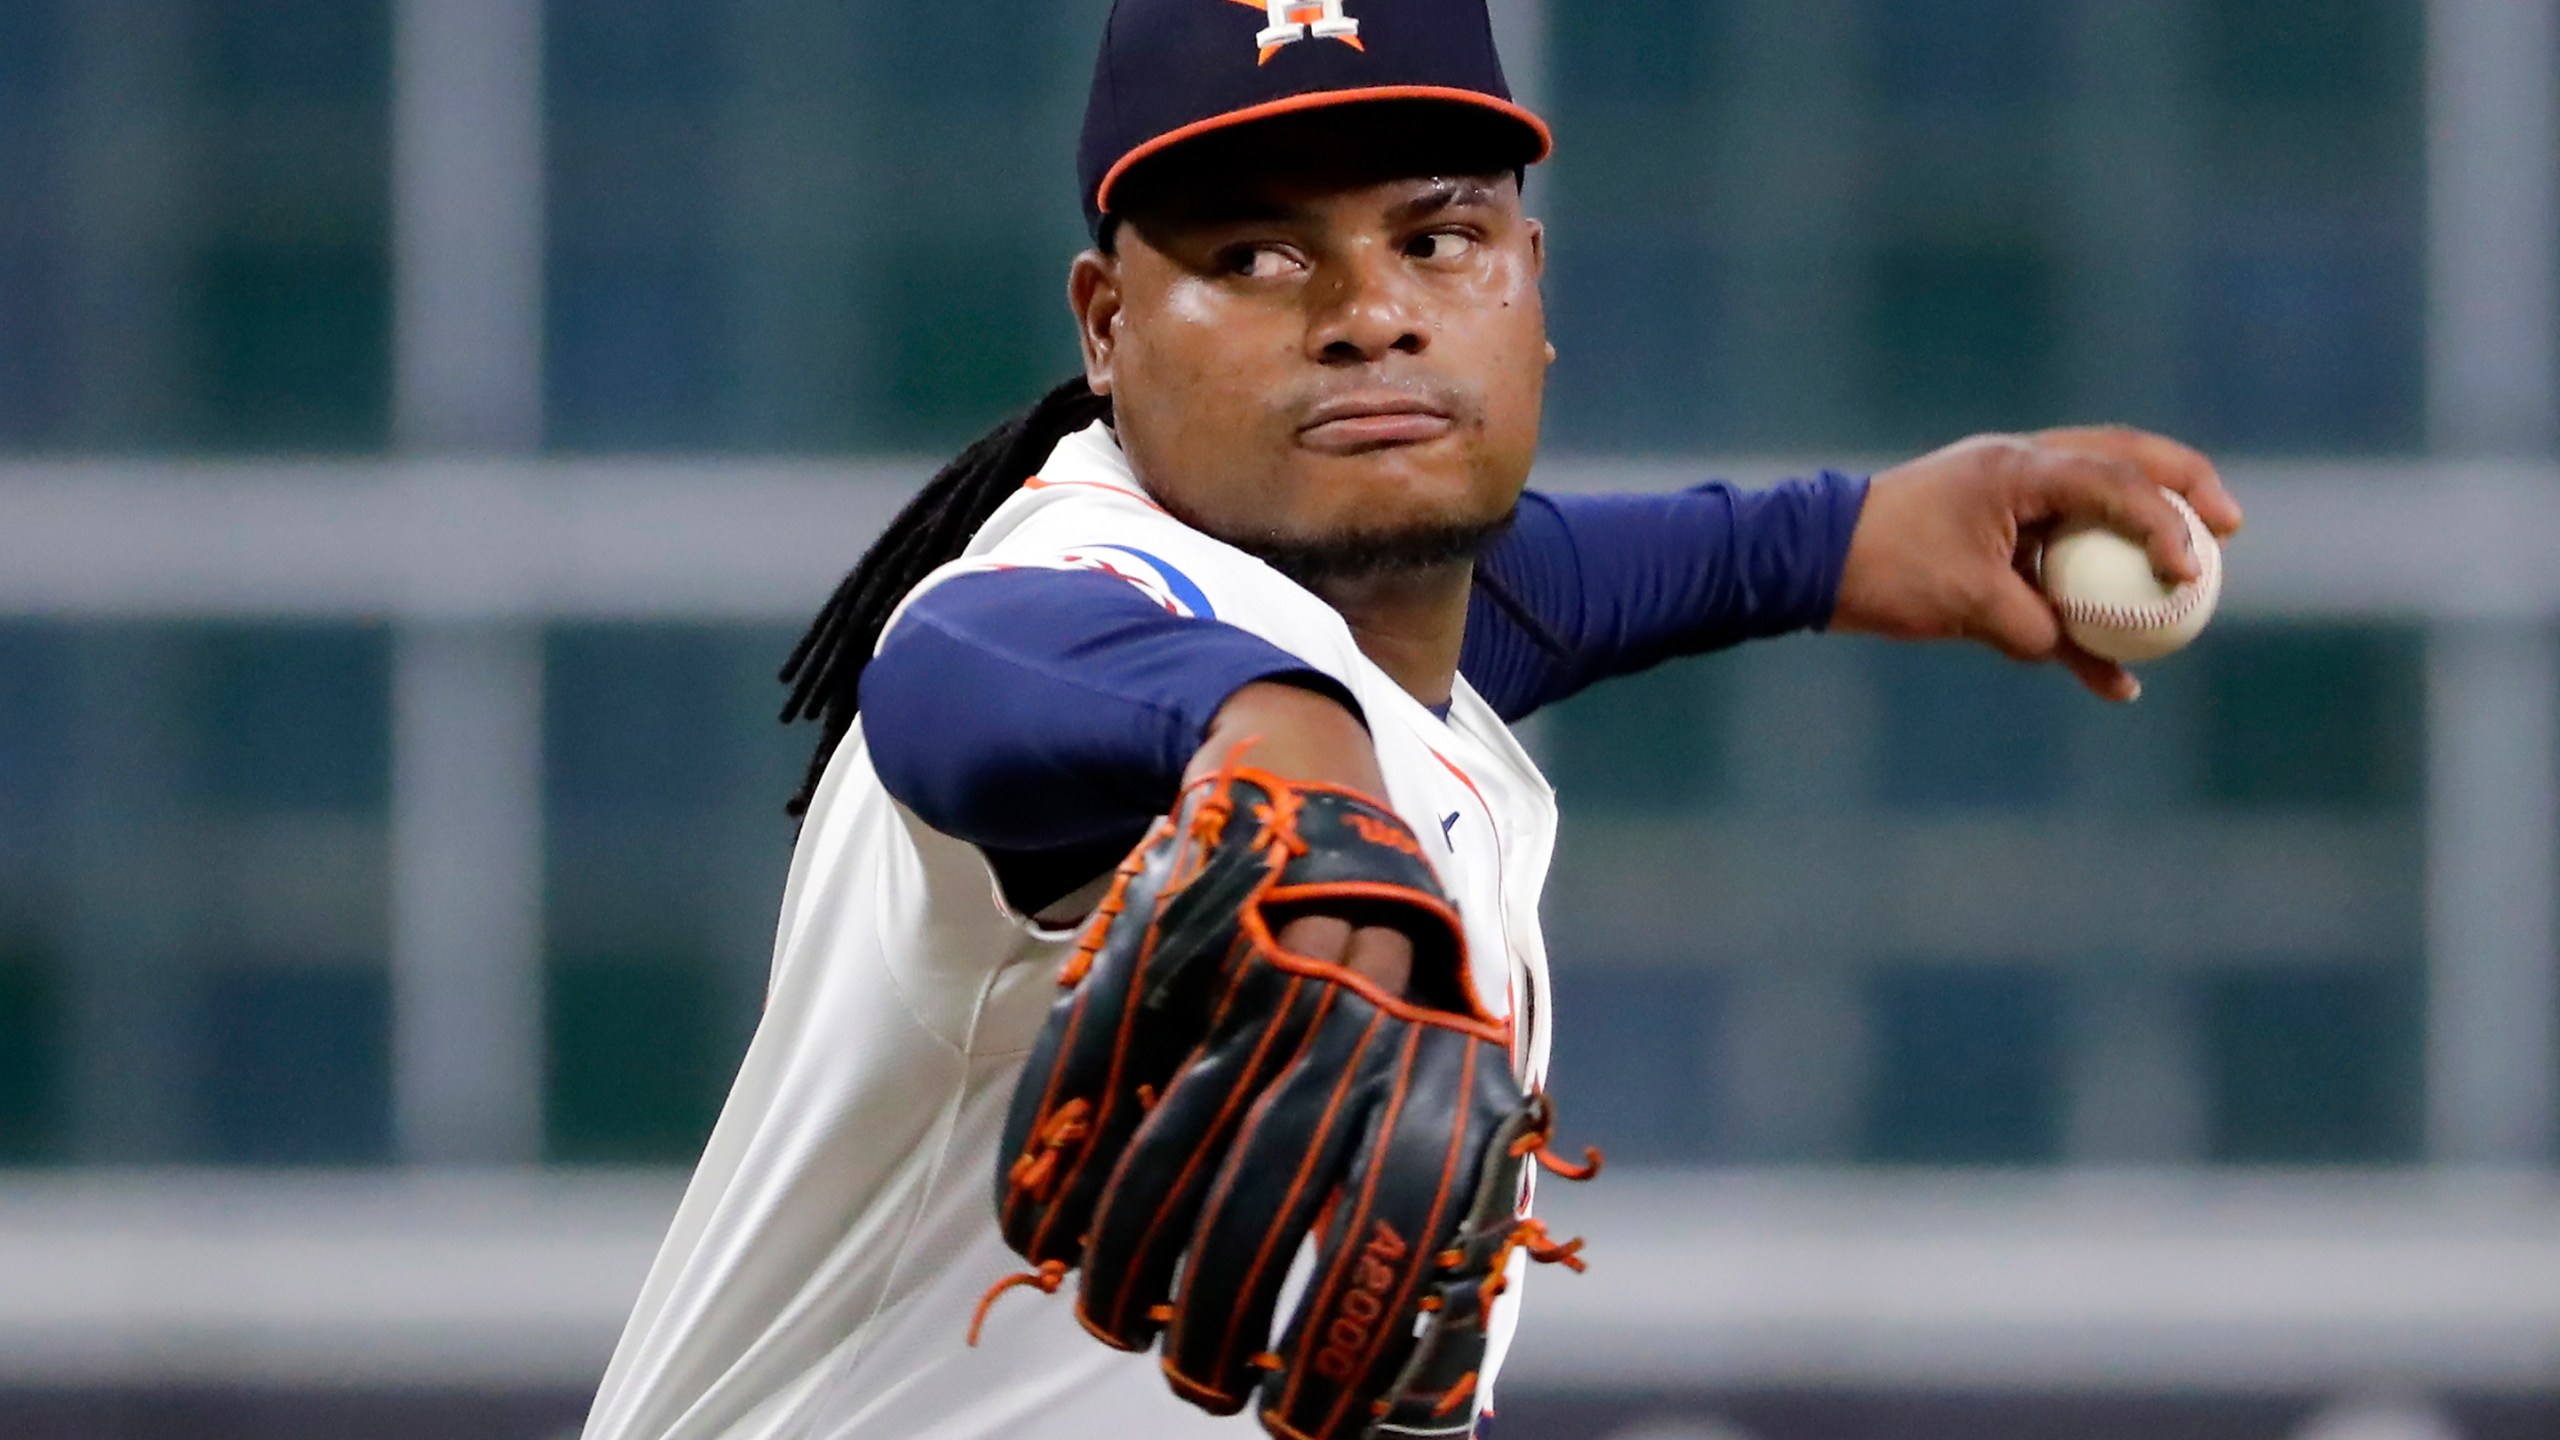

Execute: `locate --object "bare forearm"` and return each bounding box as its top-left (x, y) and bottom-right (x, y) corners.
top-left (1190, 680), bottom-right (1414, 994)
top-left (1187, 679), bottom-right (1388, 794)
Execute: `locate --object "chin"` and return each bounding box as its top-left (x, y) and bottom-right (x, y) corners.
top-left (1293, 441), bottom-right (1511, 535)
top-left (1227, 449), bottom-right (1520, 588)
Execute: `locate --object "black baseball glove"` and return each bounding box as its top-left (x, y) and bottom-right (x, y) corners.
top-left (971, 755), bottom-right (1596, 1439)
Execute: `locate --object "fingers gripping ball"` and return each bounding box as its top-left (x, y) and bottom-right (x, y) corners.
top-left (975, 756), bottom-right (1600, 1439)
top-left (2037, 488), bottom-right (2224, 663)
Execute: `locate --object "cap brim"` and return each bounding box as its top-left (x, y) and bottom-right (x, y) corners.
top-left (1094, 86), bottom-right (1553, 220)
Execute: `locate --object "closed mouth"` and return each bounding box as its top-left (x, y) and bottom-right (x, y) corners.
top-left (1297, 395), bottom-right (1457, 452)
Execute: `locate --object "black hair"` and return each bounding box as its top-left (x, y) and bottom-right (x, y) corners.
top-left (779, 375), bottom-right (1114, 816)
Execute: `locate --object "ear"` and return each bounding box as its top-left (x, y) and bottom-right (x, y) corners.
top-left (1069, 249), bottom-right (1124, 396)
top-left (1526, 217), bottom-right (1545, 278)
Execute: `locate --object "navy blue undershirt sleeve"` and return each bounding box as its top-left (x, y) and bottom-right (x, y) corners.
top-left (1460, 472), bottom-right (1869, 721)
top-left (864, 566), bottom-right (1358, 869)
top-left (865, 476), bottom-right (1863, 910)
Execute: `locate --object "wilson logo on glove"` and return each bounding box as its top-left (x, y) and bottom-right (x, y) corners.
top-left (968, 751), bottom-right (1598, 1439)
top-left (1342, 811), bottom-right (1426, 858)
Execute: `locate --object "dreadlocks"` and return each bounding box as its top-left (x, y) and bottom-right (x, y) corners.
top-left (779, 375), bottom-right (1114, 816)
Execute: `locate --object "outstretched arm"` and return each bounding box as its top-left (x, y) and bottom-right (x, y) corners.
top-left (1461, 427), bottom-right (2246, 717)
top-left (1461, 472), bottom-right (1868, 720)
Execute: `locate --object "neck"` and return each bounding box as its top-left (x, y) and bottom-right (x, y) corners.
top-left (1304, 560), bottom-right (1474, 707)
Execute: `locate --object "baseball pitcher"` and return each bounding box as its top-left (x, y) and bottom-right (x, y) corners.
top-left (582, 2), bottom-right (2242, 1437)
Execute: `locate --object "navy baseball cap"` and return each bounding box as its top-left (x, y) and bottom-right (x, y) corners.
top-left (1078, 0), bottom-right (1553, 235)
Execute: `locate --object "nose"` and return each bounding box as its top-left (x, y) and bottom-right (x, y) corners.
top-left (1306, 242), bottom-right (1428, 365)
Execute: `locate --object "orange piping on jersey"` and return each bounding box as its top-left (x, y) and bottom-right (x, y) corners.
top-left (1019, 473), bottom-right (1170, 514)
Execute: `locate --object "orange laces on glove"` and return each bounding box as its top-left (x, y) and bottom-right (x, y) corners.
top-left (1432, 1215), bottom-right (1591, 1322)
top-left (966, 1259), bottom-right (1068, 1347)
top-left (1249, 782), bottom-right (1310, 858)
top-left (1004, 1099), bottom-right (1092, 1204)
top-left (1513, 1091), bottom-right (1604, 1181)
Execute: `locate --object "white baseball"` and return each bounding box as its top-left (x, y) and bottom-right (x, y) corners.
top-left (2036, 488), bottom-right (2222, 663)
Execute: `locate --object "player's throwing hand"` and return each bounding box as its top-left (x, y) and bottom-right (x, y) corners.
top-left (1835, 426), bottom-right (2246, 701)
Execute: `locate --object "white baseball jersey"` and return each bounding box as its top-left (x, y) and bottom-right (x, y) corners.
top-left (583, 421), bottom-right (1560, 1440)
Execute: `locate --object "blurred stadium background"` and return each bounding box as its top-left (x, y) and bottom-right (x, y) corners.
top-left (1, 1), bottom-right (2556, 1437)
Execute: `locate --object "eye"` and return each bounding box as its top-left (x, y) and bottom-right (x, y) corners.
top-left (1221, 243), bottom-right (1301, 280)
top-left (1407, 230), bottom-right (1478, 263)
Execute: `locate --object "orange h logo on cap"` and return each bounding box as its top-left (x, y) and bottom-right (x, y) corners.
top-left (1226, 0), bottom-right (1364, 63)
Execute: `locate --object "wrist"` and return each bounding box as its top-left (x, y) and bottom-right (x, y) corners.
top-left (1192, 679), bottom-right (1383, 796)
top-left (1814, 469), bottom-right (1880, 634)
top-left (1830, 467), bottom-right (1905, 636)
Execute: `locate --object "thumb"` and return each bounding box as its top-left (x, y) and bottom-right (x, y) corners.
top-left (1975, 570), bottom-right (2066, 662)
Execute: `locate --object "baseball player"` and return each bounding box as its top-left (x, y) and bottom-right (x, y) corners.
top-left (582, 2), bottom-right (2244, 1437)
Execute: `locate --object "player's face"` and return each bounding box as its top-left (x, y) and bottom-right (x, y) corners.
top-left (1072, 130), bottom-right (1548, 581)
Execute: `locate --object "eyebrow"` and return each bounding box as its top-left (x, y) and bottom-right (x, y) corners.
top-left (1384, 179), bottom-right (1502, 226)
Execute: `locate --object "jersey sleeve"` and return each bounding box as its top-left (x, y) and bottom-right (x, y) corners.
top-left (863, 566), bottom-right (1360, 907)
top-left (1461, 471), bottom-right (1869, 720)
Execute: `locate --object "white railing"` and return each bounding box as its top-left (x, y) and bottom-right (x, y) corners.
top-left (0, 1168), bottom-right (2552, 1391)
top-left (6, 454), bottom-right (2559, 621)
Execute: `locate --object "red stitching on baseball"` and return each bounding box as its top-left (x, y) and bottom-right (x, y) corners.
top-left (2045, 497), bottom-right (2223, 637)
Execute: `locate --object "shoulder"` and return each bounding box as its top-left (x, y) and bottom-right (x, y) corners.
top-left (897, 423), bottom-right (1364, 669)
